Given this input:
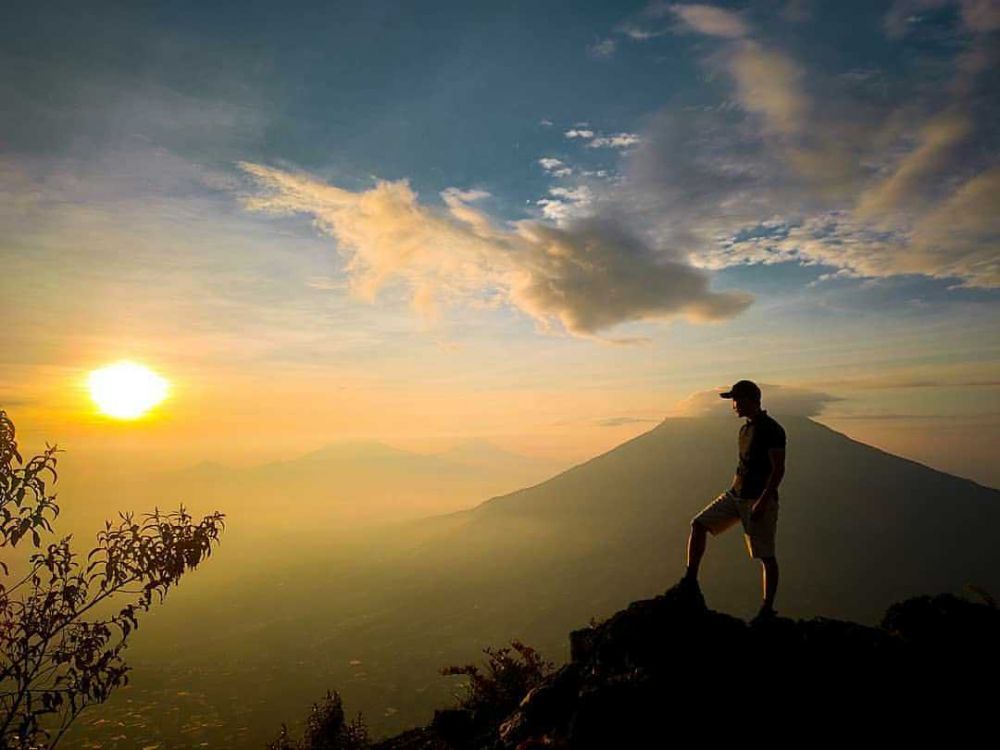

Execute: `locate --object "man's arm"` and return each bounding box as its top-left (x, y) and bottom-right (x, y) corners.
top-left (751, 448), bottom-right (785, 518)
top-left (761, 448), bottom-right (785, 500)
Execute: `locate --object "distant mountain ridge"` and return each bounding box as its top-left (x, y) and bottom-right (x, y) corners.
top-left (126, 437), bottom-right (570, 533)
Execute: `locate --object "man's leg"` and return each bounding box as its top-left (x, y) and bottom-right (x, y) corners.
top-left (685, 520), bottom-right (708, 581)
top-left (685, 492), bottom-right (740, 584)
top-left (760, 556), bottom-right (779, 611)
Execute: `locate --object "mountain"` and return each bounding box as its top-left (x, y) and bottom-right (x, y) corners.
top-left (71, 438), bottom-right (569, 540)
top-left (67, 415), bottom-right (1000, 747)
top-left (431, 439), bottom-right (559, 475)
top-left (377, 415), bottom-right (1000, 625)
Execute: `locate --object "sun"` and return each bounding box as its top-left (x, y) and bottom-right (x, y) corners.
top-left (88, 361), bottom-right (170, 420)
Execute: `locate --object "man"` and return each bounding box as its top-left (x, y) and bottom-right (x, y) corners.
top-left (677, 380), bottom-right (786, 624)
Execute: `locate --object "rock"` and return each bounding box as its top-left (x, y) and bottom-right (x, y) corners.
top-left (568, 627), bottom-right (598, 664)
top-left (379, 584), bottom-right (1000, 748)
top-left (430, 708), bottom-right (475, 745)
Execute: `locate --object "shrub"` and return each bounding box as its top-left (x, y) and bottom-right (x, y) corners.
top-left (0, 408), bottom-right (226, 749)
top-left (266, 690), bottom-right (369, 750)
top-left (440, 640), bottom-right (555, 721)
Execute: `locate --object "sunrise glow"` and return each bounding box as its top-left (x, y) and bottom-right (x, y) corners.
top-left (87, 361), bottom-right (170, 419)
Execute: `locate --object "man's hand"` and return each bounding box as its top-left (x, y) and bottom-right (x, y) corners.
top-left (751, 448), bottom-right (785, 522)
top-left (750, 496), bottom-right (770, 522)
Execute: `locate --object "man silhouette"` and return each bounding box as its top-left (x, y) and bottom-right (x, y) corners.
top-left (677, 380), bottom-right (786, 623)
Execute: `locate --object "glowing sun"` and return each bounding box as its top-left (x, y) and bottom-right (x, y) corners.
top-left (88, 361), bottom-right (170, 419)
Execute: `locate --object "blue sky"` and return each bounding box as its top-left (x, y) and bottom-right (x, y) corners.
top-left (2, 0), bottom-right (998, 485)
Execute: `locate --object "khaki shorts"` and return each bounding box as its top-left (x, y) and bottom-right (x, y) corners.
top-left (692, 490), bottom-right (778, 559)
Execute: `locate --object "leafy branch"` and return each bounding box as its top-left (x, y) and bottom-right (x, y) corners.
top-left (0, 408), bottom-right (226, 749)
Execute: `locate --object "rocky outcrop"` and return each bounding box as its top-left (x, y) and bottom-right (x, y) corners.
top-left (374, 583), bottom-right (999, 749)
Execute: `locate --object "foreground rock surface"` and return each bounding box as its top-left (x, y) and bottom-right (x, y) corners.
top-left (372, 583), bottom-right (999, 749)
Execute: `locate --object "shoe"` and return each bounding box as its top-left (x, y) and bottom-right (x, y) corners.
top-left (677, 574), bottom-right (700, 592)
top-left (750, 606), bottom-right (778, 625)
top-left (670, 575), bottom-right (706, 609)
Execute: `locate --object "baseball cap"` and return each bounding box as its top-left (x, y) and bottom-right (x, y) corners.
top-left (720, 380), bottom-right (761, 400)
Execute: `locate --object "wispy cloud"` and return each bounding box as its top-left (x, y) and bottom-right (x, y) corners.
top-left (586, 0), bottom-right (999, 287)
top-left (803, 362), bottom-right (1000, 392)
top-left (616, 2), bottom-right (750, 41)
top-left (854, 112), bottom-right (972, 219)
top-left (616, 23), bottom-right (670, 41)
top-left (672, 384), bottom-right (842, 417)
top-left (588, 38), bottom-right (618, 58)
top-left (588, 133), bottom-right (641, 149)
top-left (725, 41), bottom-right (807, 137)
top-left (240, 163), bottom-right (753, 343)
top-left (564, 129), bottom-right (640, 150)
top-left (668, 3), bottom-right (750, 38)
top-left (884, 0), bottom-right (1000, 37)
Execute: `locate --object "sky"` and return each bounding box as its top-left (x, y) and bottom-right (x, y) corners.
top-left (1, 0), bottom-right (998, 487)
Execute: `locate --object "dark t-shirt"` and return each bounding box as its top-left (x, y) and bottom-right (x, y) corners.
top-left (731, 411), bottom-right (786, 499)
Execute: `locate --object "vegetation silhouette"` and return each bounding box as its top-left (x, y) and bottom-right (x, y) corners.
top-left (269, 640), bottom-right (555, 750)
top-left (438, 641), bottom-right (555, 731)
top-left (0, 409), bottom-right (226, 749)
top-left (269, 579), bottom-right (998, 748)
top-left (267, 689), bottom-right (370, 750)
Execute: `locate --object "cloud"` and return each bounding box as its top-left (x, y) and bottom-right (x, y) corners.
top-left (588, 133), bottom-right (641, 149)
top-left (885, 0), bottom-right (1000, 37)
top-left (883, 0), bottom-right (948, 38)
top-left (806, 372), bottom-right (1000, 390)
top-left (614, 106), bottom-right (803, 262)
top-left (661, 7), bottom-right (807, 138)
top-left (538, 158), bottom-right (573, 177)
top-left (781, 0), bottom-right (812, 23)
top-left (668, 4), bottom-right (749, 38)
top-left (564, 129), bottom-right (640, 151)
top-left (616, 23), bottom-right (670, 40)
top-left (671, 384), bottom-right (842, 417)
top-left (959, 0), bottom-right (1000, 32)
top-left (854, 112), bottom-right (972, 219)
top-left (537, 185), bottom-right (594, 222)
top-left (579, 0), bottom-right (999, 288)
top-left (239, 163), bottom-right (753, 342)
top-left (906, 165), bottom-right (1000, 282)
top-left (588, 38), bottom-right (618, 58)
top-left (304, 275), bottom-right (348, 291)
top-left (725, 41), bottom-right (807, 137)
top-left (612, 2), bottom-right (749, 44)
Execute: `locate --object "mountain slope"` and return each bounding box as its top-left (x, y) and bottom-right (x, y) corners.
top-left (383, 415), bottom-right (1000, 625)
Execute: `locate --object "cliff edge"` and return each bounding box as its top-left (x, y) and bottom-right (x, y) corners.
top-left (373, 581), bottom-right (999, 749)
